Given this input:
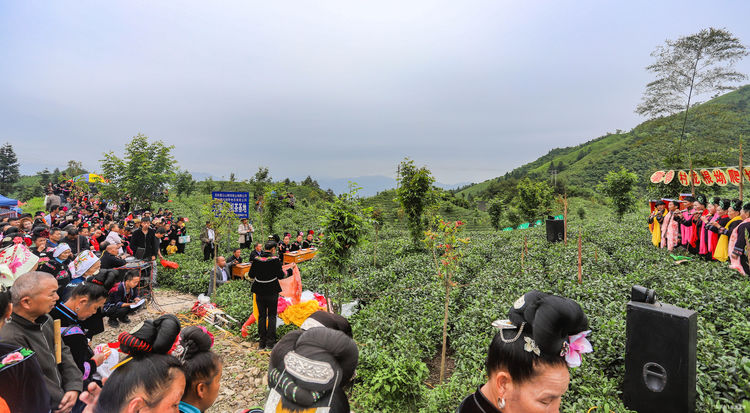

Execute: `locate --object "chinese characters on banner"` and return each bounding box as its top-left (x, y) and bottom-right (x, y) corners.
top-left (211, 191), bottom-right (250, 219)
top-left (650, 168), bottom-right (750, 187)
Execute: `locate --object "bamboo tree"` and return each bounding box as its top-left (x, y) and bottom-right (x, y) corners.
top-left (636, 28), bottom-right (748, 157)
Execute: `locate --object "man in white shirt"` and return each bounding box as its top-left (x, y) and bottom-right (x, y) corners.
top-left (200, 221), bottom-right (216, 261)
top-left (104, 223), bottom-right (124, 255)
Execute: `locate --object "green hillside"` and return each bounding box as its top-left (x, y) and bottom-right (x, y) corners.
top-left (459, 85), bottom-right (750, 199)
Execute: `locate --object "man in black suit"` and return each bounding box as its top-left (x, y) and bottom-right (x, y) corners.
top-left (248, 241), bottom-right (288, 349)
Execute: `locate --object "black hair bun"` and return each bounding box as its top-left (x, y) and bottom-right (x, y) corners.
top-left (267, 327), bottom-right (358, 411)
top-left (507, 290), bottom-right (589, 357)
top-left (87, 269), bottom-right (118, 290)
top-left (301, 311), bottom-right (353, 338)
top-left (731, 199), bottom-right (743, 212)
top-left (179, 326), bottom-right (214, 360)
top-left (120, 314), bottom-right (181, 356)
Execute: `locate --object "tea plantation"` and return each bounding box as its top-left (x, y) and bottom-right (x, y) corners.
top-left (157, 197), bottom-right (750, 413)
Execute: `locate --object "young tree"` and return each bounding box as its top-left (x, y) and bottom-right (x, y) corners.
top-left (515, 178), bottom-right (554, 223)
top-left (600, 167), bottom-right (639, 221)
top-left (424, 218), bottom-right (469, 384)
top-left (487, 198), bottom-right (504, 230)
top-left (263, 184), bottom-right (285, 234)
top-left (100, 134), bottom-right (177, 208)
top-left (202, 199), bottom-right (238, 290)
top-left (396, 158), bottom-right (435, 247)
top-left (0, 143), bottom-right (20, 195)
top-left (319, 185), bottom-right (370, 312)
top-left (636, 28), bottom-right (748, 155)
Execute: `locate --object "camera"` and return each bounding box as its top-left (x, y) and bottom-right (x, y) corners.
top-left (631, 285), bottom-right (656, 304)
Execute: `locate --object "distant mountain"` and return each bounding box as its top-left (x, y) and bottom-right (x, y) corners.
top-left (316, 176), bottom-right (395, 197)
top-left (190, 171), bottom-right (217, 181)
top-left (316, 175), bottom-right (471, 197)
top-left (458, 85), bottom-right (750, 199)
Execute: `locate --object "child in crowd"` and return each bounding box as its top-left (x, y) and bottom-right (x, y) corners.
top-left (166, 239), bottom-right (178, 256)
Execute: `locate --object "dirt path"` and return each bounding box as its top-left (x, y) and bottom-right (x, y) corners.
top-left (96, 288), bottom-right (270, 412)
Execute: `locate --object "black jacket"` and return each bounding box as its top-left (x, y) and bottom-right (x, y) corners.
top-left (49, 303), bottom-right (98, 384)
top-left (63, 235), bottom-right (89, 256)
top-left (100, 251), bottom-right (127, 269)
top-left (0, 341), bottom-right (51, 413)
top-left (130, 228), bottom-right (158, 259)
top-left (0, 313), bottom-right (83, 408)
top-left (104, 282), bottom-right (139, 312)
top-left (249, 253), bottom-right (283, 296)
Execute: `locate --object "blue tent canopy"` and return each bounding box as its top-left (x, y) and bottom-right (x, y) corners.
top-left (0, 195), bottom-right (18, 208)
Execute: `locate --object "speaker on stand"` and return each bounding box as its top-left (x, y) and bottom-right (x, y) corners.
top-left (545, 218), bottom-right (564, 242)
top-left (623, 286), bottom-right (697, 413)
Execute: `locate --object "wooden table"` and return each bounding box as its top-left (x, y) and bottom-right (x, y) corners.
top-left (231, 263), bottom-right (252, 279)
top-left (283, 248), bottom-right (318, 264)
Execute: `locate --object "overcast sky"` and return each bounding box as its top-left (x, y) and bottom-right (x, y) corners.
top-left (2, 1), bottom-right (750, 185)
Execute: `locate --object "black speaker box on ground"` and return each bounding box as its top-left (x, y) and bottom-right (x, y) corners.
top-left (545, 219), bottom-right (564, 242)
top-left (624, 301), bottom-right (697, 413)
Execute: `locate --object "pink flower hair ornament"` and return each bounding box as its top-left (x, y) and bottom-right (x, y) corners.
top-left (560, 330), bottom-right (593, 368)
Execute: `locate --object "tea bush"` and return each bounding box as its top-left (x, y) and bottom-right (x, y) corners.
top-left (154, 195), bottom-right (749, 412)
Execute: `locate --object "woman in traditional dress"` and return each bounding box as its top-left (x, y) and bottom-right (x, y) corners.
top-left (699, 197), bottom-right (721, 260)
top-left (711, 199), bottom-right (743, 262)
top-left (660, 200), bottom-right (680, 251)
top-left (729, 202), bottom-right (750, 275)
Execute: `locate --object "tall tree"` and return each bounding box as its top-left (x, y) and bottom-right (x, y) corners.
top-left (173, 169), bottom-right (196, 198)
top-left (487, 198), bottom-right (504, 230)
top-left (600, 167), bottom-right (638, 221)
top-left (64, 160), bottom-right (88, 177)
top-left (0, 143), bottom-right (20, 195)
top-left (252, 166), bottom-right (272, 200)
top-left (636, 28), bottom-right (748, 155)
top-left (396, 158), bottom-right (434, 247)
top-left (100, 133), bottom-right (177, 208)
top-left (515, 178), bottom-right (554, 223)
top-left (37, 168), bottom-right (51, 187)
top-left (263, 184), bottom-right (285, 233)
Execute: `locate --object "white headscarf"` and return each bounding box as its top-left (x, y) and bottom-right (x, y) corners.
top-left (53, 243), bottom-right (71, 258)
top-left (74, 250), bottom-right (100, 277)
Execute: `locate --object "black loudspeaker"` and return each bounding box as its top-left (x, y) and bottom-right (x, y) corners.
top-left (624, 301), bottom-right (697, 413)
top-left (545, 219), bottom-right (564, 242)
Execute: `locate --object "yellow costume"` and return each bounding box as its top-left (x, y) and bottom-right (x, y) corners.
top-left (713, 216), bottom-right (742, 262)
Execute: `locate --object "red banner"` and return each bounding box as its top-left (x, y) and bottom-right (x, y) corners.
top-left (652, 167), bottom-right (747, 186)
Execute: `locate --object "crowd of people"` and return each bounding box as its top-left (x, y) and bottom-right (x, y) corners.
top-left (0, 181), bottom-right (595, 412)
top-left (648, 194), bottom-right (750, 274)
